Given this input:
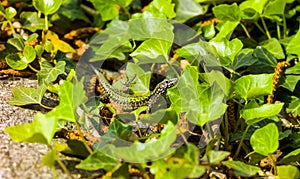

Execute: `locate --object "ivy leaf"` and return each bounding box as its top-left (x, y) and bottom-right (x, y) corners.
top-left (9, 85), bottom-right (47, 106)
top-left (5, 7), bottom-right (17, 20)
top-left (20, 12), bottom-right (47, 32)
top-left (168, 66), bottom-right (227, 127)
top-left (277, 165), bottom-right (300, 179)
top-left (5, 112), bottom-right (57, 145)
top-left (260, 38), bottom-right (285, 59)
top-left (130, 39), bottom-right (172, 64)
top-left (263, 0), bottom-right (286, 17)
top-left (222, 161), bottom-right (260, 177)
top-left (241, 102), bottom-right (284, 125)
top-left (286, 96), bottom-right (300, 115)
top-left (286, 29), bottom-right (300, 57)
top-left (89, 0), bottom-right (128, 21)
top-left (5, 54), bottom-right (27, 70)
top-left (146, 0), bottom-right (176, 19)
top-left (212, 21), bottom-right (239, 41)
top-left (285, 62), bottom-right (300, 74)
top-left (76, 151), bottom-right (120, 171)
top-left (212, 3), bottom-right (241, 22)
top-left (108, 119), bottom-right (132, 140)
top-left (233, 48), bottom-right (257, 70)
top-left (33, 0), bottom-right (62, 15)
top-left (94, 121), bottom-right (176, 163)
top-left (45, 30), bottom-right (76, 53)
top-left (37, 61), bottom-right (66, 85)
top-left (239, 0), bottom-right (268, 15)
top-left (7, 36), bottom-right (25, 51)
top-left (280, 75), bottom-right (300, 91)
top-left (206, 150), bottom-right (230, 165)
top-left (174, 0), bottom-right (203, 22)
top-left (250, 123), bottom-right (279, 156)
top-left (235, 74), bottom-right (273, 101)
top-left (210, 38), bottom-right (243, 65)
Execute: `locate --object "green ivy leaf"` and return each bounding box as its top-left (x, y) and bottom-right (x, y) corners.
top-left (33, 0), bottom-right (63, 15)
top-left (263, 0), bottom-right (286, 17)
top-left (168, 66), bottom-right (227, 127)
top-left (20, 12), bottom-right (46, 32)
top-left (23, 45), bottom-right (36, 63)
top-left (129, 18), bottom-right (174, 42)
top-left (278, 148), bottom-right (300, 164)
top-left (146, 0), bottom-right (176, 19)
top-left (239, 0), bottom-right (268, 15)
top-left (235, 74), bottom-right (273, 101)
top-left (109, 119), bottom-right (132, 140)
top-left (286, 96), bottom-right (300, 115)
top-left (202, 23), bottom-right (216, 40)
top-left (212, 21), bottom-right (239, 41)
top-left (241, 102), bottom-right (284, 125)
top-left (212, 3), bottom-right (241, 22)
top-left (286, 29), bottom-right (300, 57)
top-left (280, 75), bottom-right (300, 91)
top-left (89, 0), bottom-right (125, 21)
top-left (9, 85), bottom-right (47, 106)
top-left (285, 63), bottom-right (300, 74)
top-left (57, 0), bottom-right (90, 22)
top-left (5, 112), bottom-right (57, 145)
top-left (5, 7), bottom-right (17, 20)
top-left (5, 54), bottom-right (27, 70)
top-left (42, 149), bottom-right (57, 167)
top-left (130, 39), bottom-right (172, 64)
top-left (222, 160), bottom-right (260, 177)
top-left (260, 38), bottom-right (285, 59)
top-left (95, 121), bottom-right (176, 163)
top-left (233, 48), bottom-right (257, 70)
top-left (210, 38), bottom-right (243, 65)
top-left (277, 165), bottom-right (300, 179)
top-left (7, 36), bottom-right (25, 51)
top-left (250, 123), bottom-right (279, 156)
top-left (174, 0), bottom-right (203, 22)
top-left (206, 151), bottom-right (230, 165)
top-left (37, 61), bottom-right (66, 85)
top-left (76, 151), bottom-right (120, 171)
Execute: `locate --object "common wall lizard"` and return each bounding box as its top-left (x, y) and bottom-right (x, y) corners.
top-left (91, 66), bottom-right (178, 111)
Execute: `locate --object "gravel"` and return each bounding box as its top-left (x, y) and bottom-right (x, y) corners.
top-left (0, 77), bottom-right (100, 179)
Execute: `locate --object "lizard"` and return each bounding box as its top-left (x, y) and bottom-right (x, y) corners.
top-left (91, 65), bottom-right (178, 112)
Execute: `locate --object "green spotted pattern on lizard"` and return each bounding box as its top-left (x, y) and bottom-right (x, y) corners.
top-left (91, 66), bottom-right (178, 111)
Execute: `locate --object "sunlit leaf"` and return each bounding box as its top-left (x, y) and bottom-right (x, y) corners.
top-left (210, 38), bottom-right (243, 65)
top-left (241, 102), bottom-right (283, 125)
top-left (5, 7), bottom-right (17, 20)
top-left (212, 21), bottom-right (239, 41)
top-left (45, 30), bottom-right (76, 53)
top-left (9, 85), bottom-right (47, 106)
top-left (168, 66), bottom-right (227, 127)
top-left (286, 96), bottom-right (300, 115)
top-left (277, 165), bottom-right (300, 179)
top-left (263, 0), bottom-right (286, 17)
top-left (222, 160), bottom-right (260, 177)
top-left (235, 74), bottom-right (273, 101)
top-left (174, 0), bottom-right (203, 22)
top-left (76, 151), bottom-right (120, 171)
top-left (20, 12), bottom-right (46, 32)
top-left (260, 38), bottom-right (285, 59)
top-left (250, 123), bottom-right (279, 156)
top-left (280, 75), bottom-right (300, 91)
top-left (5, 112), bottom-right (57, 145)
top-left (206, 150), bottom-right (230, 165)
top-left (7, 36), bottom-right (25, 51)
top-left (130, 39), bottom-right (172, 64)
top-left (286, 29), bottom-right (300, 57)
top-left (285, 63), bottom-right (300, 74)
top-left (212, 3), bottom-right (241, 22)
top-left (239, 0), bottom-right (268, 14)
top-left (33, 0), bottom-right (62, 15)
top-left (95, 121), bottom-right (176, 163)
top-left (37, 61), bottom-right (65, 85)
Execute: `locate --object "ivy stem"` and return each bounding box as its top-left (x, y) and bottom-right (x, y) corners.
top-left (283, 13), bottom-right (287, 39)
top-left (56, 157), bottom-right (73, 178)
top-left (240, 23), bottom-right (251, 39)
top-left (7, 20), bottom-right (16, 35)
top-left (270, 154), bottom-right (277, 175)
top-left (28, 64), bottom-right (39, 73)
top-left (75, 120), bottom-right (94, 154)
top-left (276, 23), bottom-right (281, 40)
top-left (40, 103), bottom-right (54, 110)
top-left (234, 124), bottom-right (250, 159)
top-left (45, 15), bottom-right (48, 30)
top-left (254, 22), bottom-right (266, 35)
top-left (223, 111), bottom-right (230, 151)
top-left (261, 17), bottom-right (271, 39)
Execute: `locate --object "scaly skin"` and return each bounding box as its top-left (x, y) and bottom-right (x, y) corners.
top-left (92, 66), bottom-right (178, 110)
